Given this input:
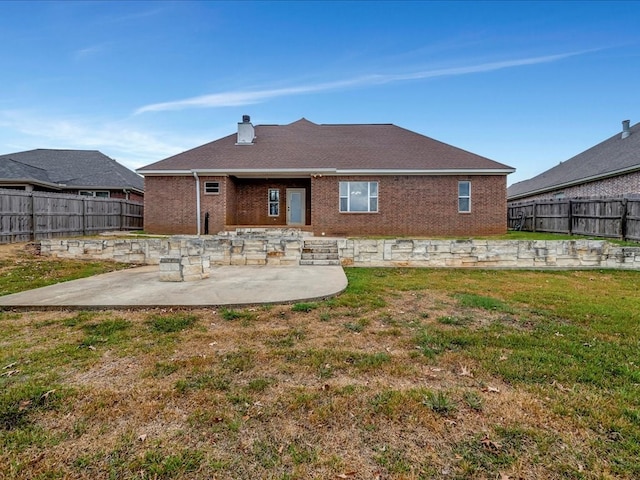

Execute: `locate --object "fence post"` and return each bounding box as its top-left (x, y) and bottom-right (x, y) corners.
top-left (120, 200), bottom-right (125, 230)
top-left (30, 192), bottom-right (36, 241)
top-left (621, 198), bottom-right (628, 240)
top-left (567, 200), bottom-right (572, 235)
top-left (532, 202), bottom-right (537, 232)
top-left (82, 197), bottom-right (87, 236)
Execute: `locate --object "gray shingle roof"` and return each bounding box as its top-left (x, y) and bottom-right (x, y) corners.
top-left (138, 118), bottom-right (513, 174)
top-left (508, 122), bottom-right (640, 199)
top-left (0, 158), bottom-right (53, 184)
top-left (0, 149), bottom-right (144, 192)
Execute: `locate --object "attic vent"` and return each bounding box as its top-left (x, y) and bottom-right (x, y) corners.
top-left (622, 119), bottom-right (631, 139)
top-left (236, 115), bottom-right (255, 145)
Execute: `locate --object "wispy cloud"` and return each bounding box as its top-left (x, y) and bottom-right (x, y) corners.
top-left (73, 43), bottom-right (111, 60)
top-left (0, 110), bottom-right (194, 168)
top-left (135, 50), bottom-right (592, 114)
top-left (106, 6), bottom-right (169, 24)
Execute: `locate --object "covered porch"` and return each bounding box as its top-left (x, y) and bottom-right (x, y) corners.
top-left (224, 177), bottom-right (312, 230)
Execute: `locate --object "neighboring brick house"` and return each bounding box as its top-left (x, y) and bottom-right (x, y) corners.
top-left (137, 116), bottom-right (514, 236)
top-left (508, 120), bottom-right (640, 202)
top-left (0, 149), bottom-right (144, 202)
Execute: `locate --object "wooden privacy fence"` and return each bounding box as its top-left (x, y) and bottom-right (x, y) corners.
top-left (508, 197), bottom-right (640, 241)
top-left (0, 189), bottom-right (144, 243)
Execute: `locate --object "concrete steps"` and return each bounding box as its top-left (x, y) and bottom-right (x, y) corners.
top-left (300, 239), bottom-right (341, 266)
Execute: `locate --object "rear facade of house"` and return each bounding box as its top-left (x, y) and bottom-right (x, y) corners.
top-left (139, 117), bottom-right (514, 237)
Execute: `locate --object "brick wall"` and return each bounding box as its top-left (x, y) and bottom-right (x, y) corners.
top-left (144, 174), bottom-right (508, 236)
top-left (144, 176), bottom-right (198, 234)
top-left (311, 175), bottom-right (508, 236)
top-left (224, 177), bottom-right (237, 226)
top-left (510, 171), bottom-right (640, 202)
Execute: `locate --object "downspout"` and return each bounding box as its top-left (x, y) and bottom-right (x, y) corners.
top-left (192, 171), bottom-right (201, 235)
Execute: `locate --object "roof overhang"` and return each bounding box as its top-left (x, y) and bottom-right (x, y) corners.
top-left (138, 167), bottom-right (515, 179)
top-left (508, 164), bottom-right (640, 201)
top-left (71, 185), bottom-right (145, 195)
top-left (0, 178), bottom-right (64, 190)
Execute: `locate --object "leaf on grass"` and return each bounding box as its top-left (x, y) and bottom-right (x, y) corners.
top-left (336, 473), bottom-right (357, 479)
top-left (1, 369), bottom-right (20, 377)
top-left (458, 365), bottom-right (473, 377)
top-left (481, 435), bottom-right (502, 452)
top-left (138, 434), bottom-right (147, 442)
top-left (41, 389), bottom-right (56, 400)
top-left (551, 380), bottom-right (570, 392)
top-left (484, 386), bottom-right (500, 393)
top-left (3, 361), bottom-right (17, 370)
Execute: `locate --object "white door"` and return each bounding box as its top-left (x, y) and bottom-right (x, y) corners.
top-left (286, 188), bottom-right (305, 225)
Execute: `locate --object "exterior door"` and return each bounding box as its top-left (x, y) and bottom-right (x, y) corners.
top-left (286, 188), bottom-right (305, 225)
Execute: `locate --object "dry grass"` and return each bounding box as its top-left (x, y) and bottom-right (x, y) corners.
top-left (1, 245), bottom-right (640, 479)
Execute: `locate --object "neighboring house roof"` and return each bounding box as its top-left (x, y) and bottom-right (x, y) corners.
top-left (138, 118), bottom-right (514, 176)
top-left (508, 121), bottom-right (640, 200)
top-left (0, 149), bottom-right (144, 192)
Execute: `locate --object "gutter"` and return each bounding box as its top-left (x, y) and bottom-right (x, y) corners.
top-left (192, 171), bottom-right (201, 235)
top-left (138, 167), bottom-right (515, 177)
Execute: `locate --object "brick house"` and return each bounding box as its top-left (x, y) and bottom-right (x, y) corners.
top-left (0, 149), bottom-right (144, 202)
top-left (508, 120), bottom-right (640, 202)
top-left (138, 116), bottom-right (514, 236)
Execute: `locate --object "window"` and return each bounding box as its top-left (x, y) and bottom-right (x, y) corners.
top-left (339, 181), bottom-right (378, 212)
top-left (204, 182), bottom-right (220, 194)
top-left (458, 181), bottom-right (471, 213)
top-left (268, 189), bottom-right (280, 216)
top-left (79, 190), bottom-right (110, 198)
top-left (553, 192), bottom-right (565, 199)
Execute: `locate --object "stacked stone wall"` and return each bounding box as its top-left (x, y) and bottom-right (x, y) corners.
top-left (39, 237), bottom-right (640, 270)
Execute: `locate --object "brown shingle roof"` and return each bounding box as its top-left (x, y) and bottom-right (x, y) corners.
top-left (138, 118), bottom-right (513, 174)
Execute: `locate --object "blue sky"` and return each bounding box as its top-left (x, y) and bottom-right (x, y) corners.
top-left (1, 1), bottom-right (638, 185)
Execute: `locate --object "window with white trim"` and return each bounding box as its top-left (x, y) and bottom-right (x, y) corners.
top-left (268, 189), bottom-right (280, 216)
top-left (458, 181), bottom-right (471, 213)
top-left (79, 190), bottom-right (110, 198)
top-left (339, 181), bottom-right (378, 212)
top-left (204, 182), bottom-right (220, 194)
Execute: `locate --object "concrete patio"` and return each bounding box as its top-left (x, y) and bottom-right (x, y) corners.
top-left (0, 264), bottom-right (348, 309)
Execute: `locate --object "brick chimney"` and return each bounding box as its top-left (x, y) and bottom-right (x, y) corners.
top-left (236, 115), bottom-right (255, 145)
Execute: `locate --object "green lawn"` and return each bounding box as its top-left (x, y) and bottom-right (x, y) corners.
top-left (1, 248), bottom-right (640, 479)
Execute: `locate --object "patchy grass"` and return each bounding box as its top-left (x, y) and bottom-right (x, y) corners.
top-left (2, 262), bottom-right (640, 478)
top-left (0, 243), bottom-right (130, 297)
top-left (147, 312), bottom-right (198, 334)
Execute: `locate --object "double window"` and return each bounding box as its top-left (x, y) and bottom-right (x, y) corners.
top-left (268, 189), bottom-right (280, 216)
top-left (79, 190), bottom-right (109, 198)
top-left (458, 181), bottom-right (471, 213)
top-left (339, 181), bottom-right (378, 213)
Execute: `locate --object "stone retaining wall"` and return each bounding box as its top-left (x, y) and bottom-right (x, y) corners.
top-left (39, 237), bottom-right (640, 270)
top-left (338, 238), bottom-right (640, 269)
top-left (40, 236), bottom-right (302, 266)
